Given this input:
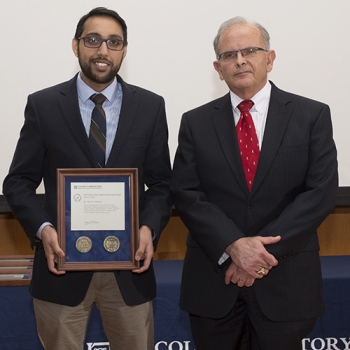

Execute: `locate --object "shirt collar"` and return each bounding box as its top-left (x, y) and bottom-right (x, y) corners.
top-left (76, 72), bottom-right (117, 103)
top-left (230, 81), bottom-right (271, 113)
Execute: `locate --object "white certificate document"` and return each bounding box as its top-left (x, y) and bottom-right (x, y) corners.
top-left (70, 182), bottom-right (125, 231)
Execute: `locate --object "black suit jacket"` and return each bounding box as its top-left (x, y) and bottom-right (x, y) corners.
top-left (171, 82), bottom-right (338, 321)
top-left (3, 74), bottom-right (172, 306)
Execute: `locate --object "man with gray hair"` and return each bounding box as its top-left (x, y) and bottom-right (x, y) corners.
top-left (171, 16), bottom-right (337, 349)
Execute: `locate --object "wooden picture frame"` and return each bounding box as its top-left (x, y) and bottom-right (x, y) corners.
top-left (57, 168), bottom-right (139, 271)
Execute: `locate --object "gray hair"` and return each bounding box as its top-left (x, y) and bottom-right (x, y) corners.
top-left (213, 16), bottom-right (270, 59)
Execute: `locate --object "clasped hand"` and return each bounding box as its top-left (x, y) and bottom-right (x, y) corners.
top-left (224, 235), bottom-right (281, 287)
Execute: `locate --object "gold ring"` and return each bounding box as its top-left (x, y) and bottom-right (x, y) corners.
top-left (257, 267), bottom-right (265, 275)
top-left (238, 279), bottom-right (245, 284)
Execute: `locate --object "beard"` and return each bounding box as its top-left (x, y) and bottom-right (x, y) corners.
top-left (78, 54), bottom-right (123, 85)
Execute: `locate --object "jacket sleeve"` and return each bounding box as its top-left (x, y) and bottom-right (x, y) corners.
top-left (259, 103), bottom-right (338, 259)
top-left (138, 96), bottom-right (172, 248)
top-left (3, 94), bottom-right (51, 245)
top-left (171, 113), bottom-right (245, 265)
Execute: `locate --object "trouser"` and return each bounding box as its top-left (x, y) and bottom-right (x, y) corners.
top-left (190, 285), bottom-right (317, 350)
top-left (34, 271), bottom-right (154, 350)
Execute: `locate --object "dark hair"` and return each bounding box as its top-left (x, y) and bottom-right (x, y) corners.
top-left (74, 7), bottom-right (128, 43)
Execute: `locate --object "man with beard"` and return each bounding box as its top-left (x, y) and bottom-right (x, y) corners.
top-left (3, 7), bottom-right (171, 350)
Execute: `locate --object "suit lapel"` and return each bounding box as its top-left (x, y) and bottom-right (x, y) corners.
top-left (106, 77), bottom-right (138, 167)
top-left (251, 83), bottom-right (293, 193)
top-left (212, 84), bottom-right (294, 196)
top-left (58, 75), bottom-right (95, 165)
top-left (211, 94), bottom-right (248, 194)
top-left (57, 75), bottom-right (140, 168)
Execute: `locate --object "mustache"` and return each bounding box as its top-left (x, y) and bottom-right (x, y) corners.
top-left (90, 57), bottom-right (112, 65)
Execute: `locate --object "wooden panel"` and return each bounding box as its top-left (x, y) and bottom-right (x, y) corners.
top-left (154, 216), bottom-right (188, 260)
top-left (318, 207), bottom-right (350, 256)
top-left (154, 208), bottom-right (350, 260)
top-left (1, 209), bottom-right (349, 259)
top-left (0, 214), bottom-right (33, 256)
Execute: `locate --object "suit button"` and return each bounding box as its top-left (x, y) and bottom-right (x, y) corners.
top-left (247, 202), bottom-right (254, 209)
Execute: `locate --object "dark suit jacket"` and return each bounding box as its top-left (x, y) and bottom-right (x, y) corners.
top-left (3, 74), bottom-right (172, 306)
top-left (171, 82), bottom-right (338, 321)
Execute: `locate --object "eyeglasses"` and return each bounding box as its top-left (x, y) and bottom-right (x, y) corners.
top-left (218, 47), bottom-right (267, 61)
top-left (78, 36), bottom-right (127, 51)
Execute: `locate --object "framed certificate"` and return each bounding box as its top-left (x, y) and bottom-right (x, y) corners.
top-left (57, 168), bottom-right (139, 271)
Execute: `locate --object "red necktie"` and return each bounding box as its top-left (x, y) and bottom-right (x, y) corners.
top-left (236, 100), bottom-right (260, 191)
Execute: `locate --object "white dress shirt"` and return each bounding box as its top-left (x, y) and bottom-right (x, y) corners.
top-left (219, 81), bottom-right (272, 265)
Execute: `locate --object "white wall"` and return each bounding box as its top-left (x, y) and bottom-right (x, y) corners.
top-left (1, 0), bottom-right (349, 188)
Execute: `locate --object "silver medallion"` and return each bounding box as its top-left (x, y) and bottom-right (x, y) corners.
top-left (103, 236), bottom-right (120, 253)
top-left (76, 236), bottom-right (92, 253)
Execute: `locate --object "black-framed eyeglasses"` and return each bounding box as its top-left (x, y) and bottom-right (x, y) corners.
top-left (78, 36), bottom-right (127, 51)
top-left (218, 47), bottom-right (267, 61)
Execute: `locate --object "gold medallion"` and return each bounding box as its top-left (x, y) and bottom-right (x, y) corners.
top-left (76, 236), bottom-right (92, 253)
top-left (103, 236), bottom-right (120, 253)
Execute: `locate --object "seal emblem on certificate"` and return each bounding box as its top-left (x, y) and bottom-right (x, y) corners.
top-left (76, 236), bottom-right (92, 253)
top-left (57, 168), bottom-right (139, 271)
top-left (104, 236), bottom-right (120, 252)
